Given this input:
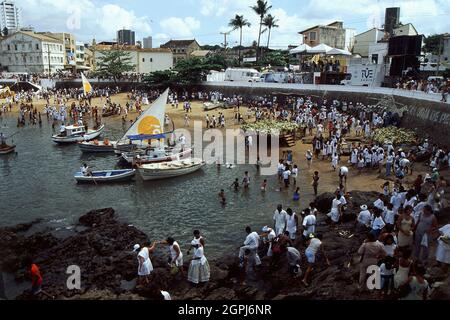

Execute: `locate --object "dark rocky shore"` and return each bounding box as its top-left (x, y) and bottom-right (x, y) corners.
top-left (1, 191), bottom-right (449, 300)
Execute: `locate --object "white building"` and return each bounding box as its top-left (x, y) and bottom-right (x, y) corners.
top-left (75, 41), bottom-right (85, 66)
top-left (392, 23), bottom-right (418, 37)
top-left (94, 45), bottom-right (173, 73)
top-left (353, 28), bottom-right (385, 58)
top-left (0, 1), bottom-right (20, 32)
top-left (0, 31), bottom-right (64, 73)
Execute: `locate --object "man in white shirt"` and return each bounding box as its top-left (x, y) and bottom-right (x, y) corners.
top-left (273, 205), bottom-right (287, 235)
top-left (373, 195), bottom-right (385, 211)
top-left (302, 209), bottom-right (317, 239)
top-left (356, 204), bottom-right (372, 229)
top-left (282, 168), bottom-right (291, 188)
top-left (239, 226), bottom-right (261, 267)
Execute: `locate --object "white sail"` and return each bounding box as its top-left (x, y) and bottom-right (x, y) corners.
top-left (118, 88), bottom-right (169, 143)
top-left (81, 72), bottom-right (92, 95)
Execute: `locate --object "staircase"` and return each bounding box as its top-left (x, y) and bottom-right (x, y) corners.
top-left (281, 133), bottom-right (296, 147)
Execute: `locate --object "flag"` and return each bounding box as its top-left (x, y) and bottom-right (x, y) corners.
top-left (81, 72), bottom-right (92, 95)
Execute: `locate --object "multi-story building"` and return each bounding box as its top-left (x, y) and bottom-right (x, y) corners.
top-left (443, 34), bottom-right (450, 64)
top-left (353, 28), bottom-right (385, 57)
top-left (0, 30), bottom-right (64, 73)
top-left (143, 36), bottom-right (152, 49)
top-left (298, 21), bottom-right (347, 49)
top-left (75, 41), bottom-right (85, 67)
top-left (117, 29), bottom-right (135, 45)
top-left (160, 39), bottom-right (200, 64)
top-left (38, 32), bottom-right (76, 68)
top-left (94, 44), bottom-right (173, 73)
top-left (0, 1), bottom-right (20, 33)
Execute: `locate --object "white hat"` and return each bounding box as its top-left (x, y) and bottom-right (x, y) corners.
top-left (133, 244), bottom-right (140, 252)
top-left (262, 226), bottom-right (270, 232)
top-left (360, 204), bottom-right (368, 210)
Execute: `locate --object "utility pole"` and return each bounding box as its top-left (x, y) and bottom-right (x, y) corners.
top-left (436, 35), bottom-right (443, 76)
top-left (220, 30), bottom-right (231, 50)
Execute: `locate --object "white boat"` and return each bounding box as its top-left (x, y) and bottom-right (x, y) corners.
top-left (78, 139), bottom-right (116, 153)
top-left (74, 169), bottom-right (136, 183)
top-left (114, 89), bottom-right (170, 153)
top-left (52, 124), bottom-right (105, 144)
top-left (121, 147), bottom-right (192, 164)
top-left (138, 158), bottom-right (205, 181)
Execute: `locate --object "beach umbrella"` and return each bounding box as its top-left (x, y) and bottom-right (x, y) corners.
top-left (289, 43), bottom-right (311, 54)
top-left (307, 43), bottom-right (334, 54)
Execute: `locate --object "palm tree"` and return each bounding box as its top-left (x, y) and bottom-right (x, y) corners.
top-left (250, 0), bottom-right (272, 61)
top-left (228, 14), bottom-right (251, 66)
top-left (262, 14), bottom-right (279, 49)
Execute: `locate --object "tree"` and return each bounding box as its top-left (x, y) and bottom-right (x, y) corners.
top-left (423, 34), bottom-right (444, 55)
top-left (95, 50), bottom-right (135, 82)
top-left (229, 14), bottom-right (251, 66)
top-left (143, 70), bottom-right (175, 88)
top-left (259, 51), bottom-right (289, 67)
top-left (262, 14), bottom-right (279, 49)
top-left (250, 0), bottom-right (272, 62)
top-left (2, 27), bottom-right (8, 37)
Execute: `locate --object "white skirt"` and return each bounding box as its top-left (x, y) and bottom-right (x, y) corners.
top-left (188, 259), bottom-right (211, 284)
top-left (436, 241), bottom-right (450, 264)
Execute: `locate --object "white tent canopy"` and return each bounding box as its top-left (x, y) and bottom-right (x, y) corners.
top-left (327, 48), bottom-right (352, 56)
top-left (289, 44), bottom-right (311, 54)
top-left (307, 43), bottom-right (334, 54)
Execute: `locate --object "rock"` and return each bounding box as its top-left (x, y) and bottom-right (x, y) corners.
top-left (78, 208), bottom-right (116, 227)
top-left (205, 287), bottom-right (237, 300)
top-left (314, 192), bottom-right (335, 213)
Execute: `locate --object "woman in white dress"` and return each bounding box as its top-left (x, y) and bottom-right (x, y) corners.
top-left (133, 241), bottom-right (157, 285)
top-left (350, 149), bottom-right (358, 166)
top-left (328, 194), bottom-right (343, 227)
top-left (187, 238), bottom-right (210, 284)
top-left (163, 237), bottom-right (184, 275)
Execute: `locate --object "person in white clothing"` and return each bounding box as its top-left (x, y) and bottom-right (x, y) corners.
top-left (187, 238), bottom-right (210, 284)
top-left (239, 226), bottom-right (261, 267)
top-left (356, 205), bottom-right (372, 230)
top-left (328, 194), bottom-right (343, 226)
top-left (302, 208), bottom-right (316, 239)
top-left (302, 234), bottom-right (330, 286)
top-left (436, 224), bottom-right (450, 272)
top-left (162, 237), bottom-right (184, 275)
top-left (133, 241), bottom-right (157, 285)
top-left (273, 204), bottom-right (287, 235)
top-left (285, 208), bottom-right (298, 240)
top-left (261, 226), bottom-right (276, 257)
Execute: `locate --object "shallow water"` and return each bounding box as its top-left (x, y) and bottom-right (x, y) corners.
top-left (0, 115), bottom-right (315, 259)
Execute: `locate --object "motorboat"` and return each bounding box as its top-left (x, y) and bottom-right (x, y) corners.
top-left (52, 124), bottom-right (105, 144)
top-left (78, 139), bottom-right (116, 153)
top-left (74, 169), bottom-right (136, 183)
top-left (0, 144), bottom-right (15, 155)
top-left (121, 147), bottom-right (192, 164)
top-left (138, 158), bottom-right (205, 181)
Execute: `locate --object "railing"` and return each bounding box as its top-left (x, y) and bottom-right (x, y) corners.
top-left (202, 81), bottom-right (449, 104)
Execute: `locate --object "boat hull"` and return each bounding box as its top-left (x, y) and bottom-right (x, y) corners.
top-left (0, 145), bottom-right (15, 155)
top-left (138, 159), bottom-right (205, 181)
top-left (121, 148), bottom-right (192, 164)
top-left (52, 125), bottom-right (105, 144)
top-left (74, 169), bottom-right (136, 183)
top-left (78, 141), bottom-right (116, 153)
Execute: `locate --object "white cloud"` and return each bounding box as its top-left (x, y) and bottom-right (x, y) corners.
top-left (200, 0), bottom-right (231, 17)
top-left (16, 0), bottom-right (153, 42)
top-left (159, 17), bottom-right (201, 38)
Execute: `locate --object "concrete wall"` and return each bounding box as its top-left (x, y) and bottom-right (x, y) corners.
top-left (200, 82), bottom-right (450, 147)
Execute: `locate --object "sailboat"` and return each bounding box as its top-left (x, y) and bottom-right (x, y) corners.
top-left (113, 89), bottom-right (191, 163)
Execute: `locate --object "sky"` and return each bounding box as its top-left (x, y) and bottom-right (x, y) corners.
top-left (13, 0), bottom-right (450, 48)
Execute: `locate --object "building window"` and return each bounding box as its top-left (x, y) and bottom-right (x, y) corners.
top-left (36, 43), bottom-right (39, 50)
top-left (28, 43), bottom-right (32, 50)
top-left (150, 58), bottom-right (153, 62)
top-left (7, 44), bottom-right (10, 50)
top-left (14, 44), bottom-right (17, 51)
top-left (309, 32), bottom-right (317, 41)
top-left (142, 58), bottom-right (145, 62)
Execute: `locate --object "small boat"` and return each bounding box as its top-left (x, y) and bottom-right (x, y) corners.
top-left (121, 147), bottom-right (192, 164)
top-left (78, 139), bottom-right (116, 153)
top-left (0, 144), bottom-right (15, 155)
top-left (138, 158), bottom-right (205, 181)
top-left (74, 169), bottom-right (136, 183)
top-left (52, 124), bottom-right (105, 144)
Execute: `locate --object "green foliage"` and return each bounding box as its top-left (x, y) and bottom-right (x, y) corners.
top-left (259, 51), bottom-right (289, 67)
top-left (143, 70), bottom-right (175, 87)
top-left (423, 34), bottom-right (444, 55)
top-left (95, 50), bottom-right (135, 81)
top-left (2, 27), bottom-right (8, 37)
